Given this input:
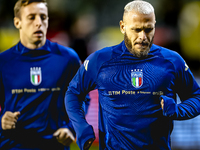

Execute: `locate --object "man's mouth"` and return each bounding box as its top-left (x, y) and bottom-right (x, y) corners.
top-left (134, 42), bottom-right (149, 51)
top-left (135, 41), bottom-right (148, 46)
top-left (34, 31), bottom-right (43, 36)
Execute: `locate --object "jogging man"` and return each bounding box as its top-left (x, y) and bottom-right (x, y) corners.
top-left (0, 0), bottom-right (88, 149)
top-left (65, 0), bottom-right (200, 149)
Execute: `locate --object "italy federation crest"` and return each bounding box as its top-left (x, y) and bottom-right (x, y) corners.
top-left (131, 69), bottom-right (143, 88)
top-left (30, 67), bottom-right (42, 86)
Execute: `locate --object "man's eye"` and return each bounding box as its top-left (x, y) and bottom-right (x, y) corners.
top-left (41, 15), bottom-right (47, 20)
top-left (145, 28), bottom-right (153, 33)
top-left (28, 16), bottom-right (35, 20)
top-left (135, 29), bottom-right (142, 32)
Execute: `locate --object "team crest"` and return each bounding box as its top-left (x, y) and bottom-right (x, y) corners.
top-left (30, 67), bottom-right (42, 86)
top-left (131, 69), bottom-right (143, 88)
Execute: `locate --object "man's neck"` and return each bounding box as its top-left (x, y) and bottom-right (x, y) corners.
top-left (21, 39), bottom-right (46, 49)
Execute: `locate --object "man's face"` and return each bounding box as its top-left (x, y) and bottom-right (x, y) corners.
top-left (120, 11), bottom-right (156, 58)
top-left (15, 2), bottom-right (48, 47)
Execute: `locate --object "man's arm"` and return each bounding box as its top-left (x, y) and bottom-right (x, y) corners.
top-left (65, 48), bottom-right (111, 150)
top-left (160, 92), bottom-right (200, 120)
top-left (65, 53), bottom-right (99, 150)
top-left (0, 73), bottom-right (20, 131)
top-left (65, 70), bottom-right (96, 150)
top-left (160, 62), bottom-right (200, 119)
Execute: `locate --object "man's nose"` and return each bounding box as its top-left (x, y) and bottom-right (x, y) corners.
top-left (35, 16), bottom-right (42, 28)
top-left (139, 31), bottom-right (147, 40)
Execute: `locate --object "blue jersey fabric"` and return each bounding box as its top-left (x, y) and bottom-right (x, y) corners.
top-left (65, 41), bottom-right (200, 150)
top-left (0, 40), bottom-right (81, 150)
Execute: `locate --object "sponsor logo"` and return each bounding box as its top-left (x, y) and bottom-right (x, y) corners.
top-left (84, 60), bottom-right (89, 71)
top-left (185, 63), bottom-right (189, 71)
top-left (30, 67), bottom-right (42, 86)
top-left (131, 69), bottom-right (143, 88)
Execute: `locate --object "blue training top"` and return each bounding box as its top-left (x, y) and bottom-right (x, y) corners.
top-left (65, 41), bottom-right (200, 150)
top-left (0, 39), bottom-right (81, 150)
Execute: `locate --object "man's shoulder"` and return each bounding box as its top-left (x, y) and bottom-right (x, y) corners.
top-left (80, 45), bottom-right (117, 75)
top-left (152, 44), bottom-right (183, 60)
top-left (0, 44), bottom-right (16, 54)
top-left (86, 44), bottom-right (119, 64)
top-left (0, 45), bottom-right (18, 61)
top-left (0, 44), bottom-right (18, 69)
top-left (152, 44), bottom-right (186, 69)
top-left (47, 40), bottom-right (80, 60)
top-left (155, 44), bottom-right (179, 55)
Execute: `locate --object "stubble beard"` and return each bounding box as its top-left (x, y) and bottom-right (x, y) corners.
top-left (32, 36), bottom-right (46, 48)
top-left (124, 32), bottom-right (154, 58)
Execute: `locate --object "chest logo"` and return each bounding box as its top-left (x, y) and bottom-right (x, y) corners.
top-left (131, 69), bottom-right (143, 88)
top-left (30, 67), bottom-right (42, 86)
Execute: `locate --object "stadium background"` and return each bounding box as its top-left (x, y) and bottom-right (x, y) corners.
top-left (0, 0), bottom-right (200, 149)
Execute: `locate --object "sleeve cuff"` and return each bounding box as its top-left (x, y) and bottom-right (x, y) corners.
top-left (160, 95), bottom-right (178, 118)
top-left (76, 124), bottom-right (95, 150)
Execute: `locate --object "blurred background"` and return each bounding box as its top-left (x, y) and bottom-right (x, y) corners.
top-left (0, 0), bottom-right (200, 149)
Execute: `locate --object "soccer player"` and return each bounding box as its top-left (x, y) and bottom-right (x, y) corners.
top-left (65, 0), bottom-right (200, 149)
top-left (0, 0), bottom-right (88, 149)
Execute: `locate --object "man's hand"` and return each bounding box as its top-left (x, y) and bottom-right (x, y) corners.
top-left (161, 99), bottom-right (164, 110)
top-left (1, 111), bottom-right (20, 130)
top-left (53, 128), bottom-right (75, 146)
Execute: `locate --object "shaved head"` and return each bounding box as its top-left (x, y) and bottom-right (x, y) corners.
top-left (123, 0), bottom-right (155, 22)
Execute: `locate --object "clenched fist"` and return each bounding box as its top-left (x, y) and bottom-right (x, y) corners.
top-left (1, 111), bottom-right (20, 130)
top-left (53, 128), bottom-right (75, 146)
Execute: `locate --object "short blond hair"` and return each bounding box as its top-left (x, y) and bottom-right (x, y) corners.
top-left (14, 0), bottom-right (47, 18)
top-left (123, 0), bottom-right (154, 20)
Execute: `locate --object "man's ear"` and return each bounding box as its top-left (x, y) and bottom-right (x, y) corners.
top-left (119, 20), bottom-right (125, 34)
top-left (14, 17), bottom-right (21, 29)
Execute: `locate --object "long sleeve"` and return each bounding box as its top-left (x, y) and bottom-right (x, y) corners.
top-left (65, 54), bottom-right (98, 150)
top-left (65, 49), bottom-right (112, 150)
top-left (0, 71), bottom-right (5, 131)
top-left (65, 91), bottom-right (95, 149)
top-left (161, 59), bottom-right (200, 119)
